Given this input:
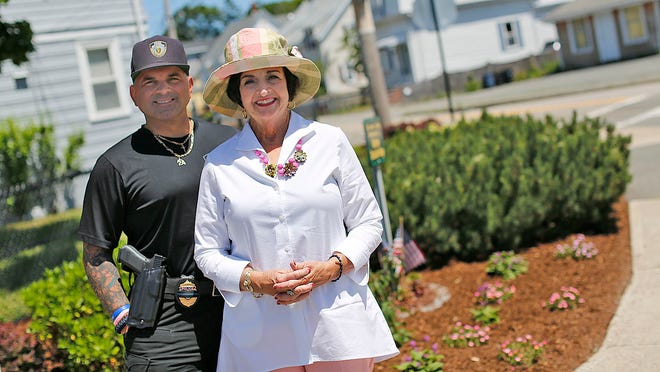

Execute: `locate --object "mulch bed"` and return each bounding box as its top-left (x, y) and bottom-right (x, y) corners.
top-left (375, 199), bottom-right (632, 371)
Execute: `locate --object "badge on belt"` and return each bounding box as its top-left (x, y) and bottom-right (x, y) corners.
top-left (175, 277), bottom-right (199, 308)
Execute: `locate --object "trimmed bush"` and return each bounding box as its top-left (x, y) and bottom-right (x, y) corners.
top-left (377, 112), bottom-right (630, 262)
top-left (0, 209), bottom-right (80, 260)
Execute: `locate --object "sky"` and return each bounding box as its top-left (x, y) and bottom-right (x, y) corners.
top-left (141, 0), bottom-right (281, 36)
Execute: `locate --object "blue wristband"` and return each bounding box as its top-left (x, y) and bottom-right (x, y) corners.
top-left (111, 304), bottom-right (130, 322)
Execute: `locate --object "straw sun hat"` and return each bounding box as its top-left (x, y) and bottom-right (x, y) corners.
top-left (203, 28), bottom-right (321, 118)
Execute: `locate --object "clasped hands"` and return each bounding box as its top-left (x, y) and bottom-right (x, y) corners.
top-left (245, 256), bottom-right (344, 305)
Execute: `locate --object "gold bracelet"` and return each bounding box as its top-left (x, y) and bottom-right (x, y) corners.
top-left (243, 269), bottom-right (263, 298)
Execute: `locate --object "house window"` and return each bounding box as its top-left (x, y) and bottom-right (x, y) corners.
top-left (379, 48), bottom-right (395, 81)
top-left (15, 77), bottom-right (28, 90)
top-left (371, 0), bottom-right (385, 17)
top-left (568, 17), bottom-right (594, 54)
top-left (498, 21), bottom-right (522, 50)
top-left (620, 5), bottom-right (648, 44)
top-left (395, 43), bottom-right (411, 76)
top-left (87, 48), bottom-right (121, 111)
top-left (76, 39), bottom-right (130, 122)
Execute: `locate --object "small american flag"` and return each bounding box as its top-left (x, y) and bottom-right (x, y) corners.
top-left (393, 223), bottom-right (426, 273)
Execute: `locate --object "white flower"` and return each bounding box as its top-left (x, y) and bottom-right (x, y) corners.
top-left (289, 45), bottom-right (303, 58)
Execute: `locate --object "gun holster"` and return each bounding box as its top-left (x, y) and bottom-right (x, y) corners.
top-left (127, 266), bottom-right (166, 329)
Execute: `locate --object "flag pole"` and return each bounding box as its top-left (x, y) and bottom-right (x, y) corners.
top-left (398, 215), bottom-right (405, 268)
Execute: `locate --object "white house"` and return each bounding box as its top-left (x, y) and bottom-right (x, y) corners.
top-left (371, 0), bottom-right (571, 88)
top-left (546, 0), bottom-right (660, 70)
top-left (0, 0), bottom-right (148, 173)
top-left (278, 0), bottom-right (368, 96)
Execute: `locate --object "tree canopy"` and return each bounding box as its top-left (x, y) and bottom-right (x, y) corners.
top-left (260, 0), bottom-right (304, 15)
top-left (172, 1), bottom-right (240, 41)
top-left (0, 0), bottom-right (34, 72)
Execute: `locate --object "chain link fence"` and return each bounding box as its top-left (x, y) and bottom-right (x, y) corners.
top-left (0, 171), bottom-right (89, 292)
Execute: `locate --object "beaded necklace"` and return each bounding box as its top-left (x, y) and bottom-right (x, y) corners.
top-left (149, 120), bottom-right (194, 166)
top-left (254, 139), bottom-right (307, 178)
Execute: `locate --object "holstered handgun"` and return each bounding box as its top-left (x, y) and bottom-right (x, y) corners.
top-left (118, 245), bottom-right (166, 329)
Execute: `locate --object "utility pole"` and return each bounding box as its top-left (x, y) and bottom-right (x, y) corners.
top-left (352, 0), bottom-right (392, 127)
top-left (429, 0), bottom-right (455, 122)
top-left (352, 0), bottom-right (393, 247)
top-left (164, 0), bottom-right (178, 38)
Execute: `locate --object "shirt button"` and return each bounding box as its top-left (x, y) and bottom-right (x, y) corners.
top-left (279, 215), bottom-right (286, 223)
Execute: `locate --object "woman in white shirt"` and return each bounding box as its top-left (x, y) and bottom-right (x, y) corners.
top-left (194, 27), bottom-right (398, 372)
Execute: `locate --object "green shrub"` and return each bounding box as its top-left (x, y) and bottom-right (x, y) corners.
top-left (469, 305), bottom-right (500, 325)
top-left (377, 112), bottom-right (630, 262)
top-left (395, 337), bottom-right (445, 371)
top-left (464, 75), bottom-right (481, 92)
top-left (486, 251), bottom-right (528, 280)
top-left (368, 255), bottom-right (411, 346)
top-left (0, 290), bottom-right (30, 322)
top-left (0, 209), bottom-right (81, 260)
top-left (22, 254), bottom-right (125, 371)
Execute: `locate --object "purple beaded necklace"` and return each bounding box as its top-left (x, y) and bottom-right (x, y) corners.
top-left (254, 139), bottom-right (307, 178)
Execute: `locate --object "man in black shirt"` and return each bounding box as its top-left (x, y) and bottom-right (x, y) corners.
top-left (78, 35), bottom-right (236, 371)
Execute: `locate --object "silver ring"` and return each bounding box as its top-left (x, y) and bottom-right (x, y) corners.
top-left (286, 290), bottom-right (295, 296)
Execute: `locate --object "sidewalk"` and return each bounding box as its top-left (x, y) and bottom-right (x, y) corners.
top-left (576, 199), bottom-right (660, 372)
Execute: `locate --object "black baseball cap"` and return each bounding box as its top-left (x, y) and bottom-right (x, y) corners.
top-left (130, 35), bottom-right (190, 80)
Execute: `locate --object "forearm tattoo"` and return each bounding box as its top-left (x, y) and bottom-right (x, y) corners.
top-left (82, 243), bottom-right (129, 315)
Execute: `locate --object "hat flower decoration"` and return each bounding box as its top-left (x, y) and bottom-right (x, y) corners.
top-left (203, 28), bottom-right (321, 118)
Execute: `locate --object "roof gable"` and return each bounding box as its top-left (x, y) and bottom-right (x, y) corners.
top-left (279, 0), bottom-right (351, 44)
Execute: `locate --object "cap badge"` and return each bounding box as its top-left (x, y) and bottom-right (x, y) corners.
top-left (149, 41), bottom-right (167, 58)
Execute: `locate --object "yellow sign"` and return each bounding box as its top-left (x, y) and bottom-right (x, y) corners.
top-left (363, 118), bottom-right (386, 167)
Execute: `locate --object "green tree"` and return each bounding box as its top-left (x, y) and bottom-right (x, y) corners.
top-left (172, 2), bottom-right (240, 41)
top-left (341, 26), bottom-right (363, 74)
top-left (0, 0), bottom-right (34, 72)
top-left (261, 0), bottom-right (304, 14)
top-left (0, 119), bottom-right (84, 222)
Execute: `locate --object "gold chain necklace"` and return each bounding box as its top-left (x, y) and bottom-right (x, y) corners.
top-left (155, 133), bottom-right (190, 152)
top-left (150, 120), bottom-right (195, 166)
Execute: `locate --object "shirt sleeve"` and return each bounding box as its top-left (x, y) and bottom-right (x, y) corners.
top-left (77, 156), bottom-right (125, 250)
top-left (194, 161), bottom-right (249, 307)
top-left (332, 128), bottom-right (383, 286)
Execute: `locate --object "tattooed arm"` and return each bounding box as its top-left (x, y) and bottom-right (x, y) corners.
top-left (82, 242), bottom-right (129, 315)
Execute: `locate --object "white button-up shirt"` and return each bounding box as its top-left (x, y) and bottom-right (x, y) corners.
top-left (194, 112), bottom-right (398, 371)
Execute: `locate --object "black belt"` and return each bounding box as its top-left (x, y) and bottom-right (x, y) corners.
top-left (163, 277), bottom-right (220, 300)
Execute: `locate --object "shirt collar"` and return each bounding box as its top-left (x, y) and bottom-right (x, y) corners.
top-left (235, 111), bottom-right (316, 153)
